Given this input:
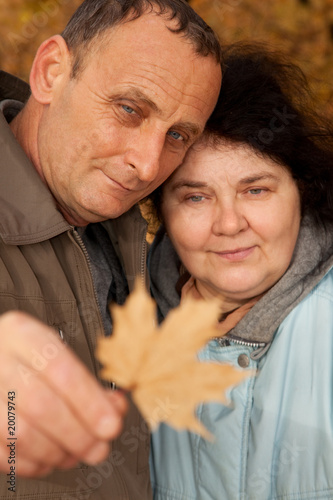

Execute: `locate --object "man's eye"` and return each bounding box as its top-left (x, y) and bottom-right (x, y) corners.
top-left (122, 105), bottom-right (135, 114)
top-left (167, 130), bottom-right (184, 141)
top-left (188, 195), bottom-right (204, 202)
top-left (248, 188), bottom-right (264, 195)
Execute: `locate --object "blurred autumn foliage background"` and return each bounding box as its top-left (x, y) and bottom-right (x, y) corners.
top-left (0, 0), bottom-right (332, 115)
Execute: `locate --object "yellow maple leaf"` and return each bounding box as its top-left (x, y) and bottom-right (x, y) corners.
top-left (96, 279), bottom-right (252, 439)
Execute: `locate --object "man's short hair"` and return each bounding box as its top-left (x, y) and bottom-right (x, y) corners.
top-left (62, 0), bottom-right (222, 77)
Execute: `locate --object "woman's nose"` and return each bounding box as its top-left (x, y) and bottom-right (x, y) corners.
top-left (212, 200), bottom-right (248, 236)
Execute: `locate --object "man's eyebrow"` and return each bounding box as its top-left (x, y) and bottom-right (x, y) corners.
top-left (174, 122), bottom-right (201, 139)
top-left (110, 88), bottom-right (160, 112)
top-left (110, 88), bottom-right (201, 138)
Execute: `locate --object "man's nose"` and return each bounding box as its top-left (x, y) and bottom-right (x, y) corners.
top-left (125, 131), bottom-right (165, 183)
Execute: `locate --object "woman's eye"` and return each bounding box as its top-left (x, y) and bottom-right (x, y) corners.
top-left (167, 130), bottom-right (184, 141)
top-left (122, 105), bottom-right (135, 114)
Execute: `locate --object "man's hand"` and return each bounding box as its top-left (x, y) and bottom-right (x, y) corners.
top-left (0, 311), bottom-right (127, 477)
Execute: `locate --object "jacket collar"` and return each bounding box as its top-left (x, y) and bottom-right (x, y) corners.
top-left (0, 110), bottom-right (70, 245)
top-left (0, 70), bottom-right (31, 102)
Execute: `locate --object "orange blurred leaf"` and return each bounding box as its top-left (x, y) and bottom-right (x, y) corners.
top-left (96, 278), bottom-right (251, 439)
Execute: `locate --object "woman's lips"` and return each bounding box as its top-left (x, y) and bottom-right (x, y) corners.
top-left (214, 246), bottom-right (256, 261)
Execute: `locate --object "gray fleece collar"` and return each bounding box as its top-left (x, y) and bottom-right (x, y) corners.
top-left (149, 215), bottom-right (333, 344)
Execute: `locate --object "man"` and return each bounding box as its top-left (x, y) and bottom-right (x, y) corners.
top-left (0, 0), bottom-right (221, 498)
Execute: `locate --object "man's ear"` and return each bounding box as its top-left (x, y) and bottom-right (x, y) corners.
top-left (29, 35), bottom-right (71, 105)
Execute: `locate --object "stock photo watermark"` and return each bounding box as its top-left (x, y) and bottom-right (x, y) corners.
top-left (63, 396), bottom-right (179, 500)
top-left (249, 106), bottom-right (297, 151)
top-left (6, 391), bottom-right (16, 493)
top-left (248, 438), bottom-right (308, 495)
top-left (3, 0), bottom-right (73, 55)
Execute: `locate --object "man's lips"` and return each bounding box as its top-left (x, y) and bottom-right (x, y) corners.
top-left (100, 168), bottom-right (146, 193)
top-left (213, 246), bottom-right (256, 261)
top-left (112, 179), bottom-right (132, 191)
top-left (103, 173), bottom-right (133, 192)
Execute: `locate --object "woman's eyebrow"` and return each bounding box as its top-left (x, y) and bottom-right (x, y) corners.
top-left (170, 180), bottom-right (209, 191)
top-left (168, 172), bottom-right (281, 192)
top-left (238, 173), bottom-right (280, 185)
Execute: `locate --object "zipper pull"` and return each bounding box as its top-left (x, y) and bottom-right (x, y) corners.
top-left (57, 328), bottom-right (67, 344)
top-left (250, 342), bottom-right (271, 360)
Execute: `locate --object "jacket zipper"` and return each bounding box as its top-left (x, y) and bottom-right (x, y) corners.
top-left (72, 229), bottom-right (118, 390)
top-left (140, 230), bottom-right (148, 288)
top-left (72, 228), bottom-right (106, 336)
top-left (214, 335), bottom-right (271, 360)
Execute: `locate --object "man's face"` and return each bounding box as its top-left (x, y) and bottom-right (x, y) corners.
top-left (35, 12), bottom-right (221, 225)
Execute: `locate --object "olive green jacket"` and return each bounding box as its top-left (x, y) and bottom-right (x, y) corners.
top-left (0, 71), bottom-right (151, 500)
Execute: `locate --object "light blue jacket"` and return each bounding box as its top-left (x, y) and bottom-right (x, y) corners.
top-left (149, 218), bottom-right (333, 500)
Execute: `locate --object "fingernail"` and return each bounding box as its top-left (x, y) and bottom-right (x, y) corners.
top-left (84, 442), bottom-right (109, 465)
top-left (96, 415), bottom-right (119, 439)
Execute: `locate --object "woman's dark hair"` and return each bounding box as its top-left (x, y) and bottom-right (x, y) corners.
top-left (150, 43), bottom-right (333, 226)
top-left (205, 43), bottom-right (333, 225)
top-left (62, 0), bottom-right (221, 78)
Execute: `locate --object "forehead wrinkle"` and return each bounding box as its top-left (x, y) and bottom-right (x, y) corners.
top-left (114, 59), bottom-right (214, 116)
top-left (145, 61), bottom-right (192, 87)
top-left (123, 73), bottom-right (207, 125)
top-left (134, 64), bottom-right (209, 107)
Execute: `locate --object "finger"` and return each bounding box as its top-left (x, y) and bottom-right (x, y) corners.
top-left (105, 390), bottom-right (129, 416)
top-left (0, 312), bottom-right (123, 441)
top-left (0, 355), bottom-right (111, 465)
top-left (57, 456), bottom-right (80, 469)
top-left (0, 397), bottom-right (81, 470)
top-left (0, 443), bottom-right (52, 478)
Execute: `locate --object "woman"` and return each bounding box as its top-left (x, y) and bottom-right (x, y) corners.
top-left (148, 45), bottom-right (333, 500)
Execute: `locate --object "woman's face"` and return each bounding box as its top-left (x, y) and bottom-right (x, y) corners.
top-left (161, 142), bottom-right (301, 306)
